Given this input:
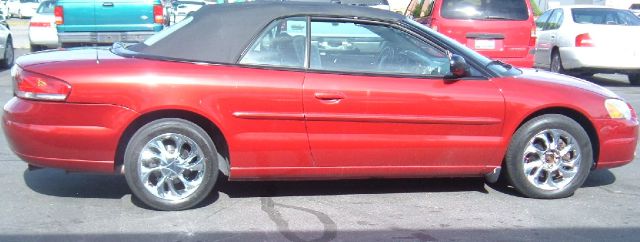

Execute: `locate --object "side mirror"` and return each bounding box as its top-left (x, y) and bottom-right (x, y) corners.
top-left (447, 54), bottom-right (470, 79)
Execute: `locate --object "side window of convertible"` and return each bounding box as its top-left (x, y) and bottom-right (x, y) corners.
top-left (240, 17), bottom-right (308, 68)
top-left (309, 20), bottom-right (450, 76)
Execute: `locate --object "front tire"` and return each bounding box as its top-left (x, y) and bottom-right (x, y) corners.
top-left (505, 114), bottom-right (592, 199)
top-left (124, 118), bottom-right (219, 210)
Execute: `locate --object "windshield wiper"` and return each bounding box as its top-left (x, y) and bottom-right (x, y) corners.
top-left (486, 60), bottom-right (513, 70)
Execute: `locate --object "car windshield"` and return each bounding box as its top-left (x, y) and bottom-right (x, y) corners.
top-left (631, 4), bottom-right (640, 10)
top-left (441, 0), bottom-right (529, 20)
top-left (572, 8), bottom-right (640, 26)
top-left (37, 1), bottom-right (54, 14)
top-left (20, 0), bottom-right (38, 3)
top-left (404, 18), bottom-right (522, 77)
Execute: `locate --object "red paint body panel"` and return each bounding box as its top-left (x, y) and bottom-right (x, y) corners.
top-left (303, 72), bottom-right (505, 167)
top-left (3, 49), bottom-right (637, 180)
top-left (2, 97), bottom-right (138, 172)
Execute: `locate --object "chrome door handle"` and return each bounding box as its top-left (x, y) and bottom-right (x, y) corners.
top-left (102, 2), bottom-right (114, 7)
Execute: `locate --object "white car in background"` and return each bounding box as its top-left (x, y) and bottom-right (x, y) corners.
top-left (0, 17), bottom-right (13, 68)
top-left (171, 0), bottom-right (206, 24)
top-left (534, 6), bottom-right (640, 85)
top-left (29, 0), bottom-right (57, 51)
top-left (6, 0), bottom-right (38, 18)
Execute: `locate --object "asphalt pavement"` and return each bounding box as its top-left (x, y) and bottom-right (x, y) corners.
top-left (0, 19), bottom-right (639, 242)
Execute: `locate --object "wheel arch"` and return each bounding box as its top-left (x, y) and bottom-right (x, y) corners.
top-left (114, 109), bottom-right (231, 176)
top-left (512, 106), bottom-right (600, 168)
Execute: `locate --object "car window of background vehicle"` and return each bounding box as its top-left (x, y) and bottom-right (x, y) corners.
top-left (545, 9), bottom-right (563, 30)
top-left (572, 8), bottom-right (640, 26)
top-left (440, 0), bottom-right (528, 20)
top-left (535, 9), bottom-right (553, 31)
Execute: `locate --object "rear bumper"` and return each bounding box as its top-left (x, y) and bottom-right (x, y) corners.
top-left (2, 97), bottom-right (139, 173)
top-left (594, 118), bottom-right (639, 169)
top-left (29, 27), bottom-right (59, 47)
top-left (58, 31), bottom-right (157, 44)
top-left (560, 47), bottom-right (640, 73)
top-left (495, 53), bottom-right (534, 68)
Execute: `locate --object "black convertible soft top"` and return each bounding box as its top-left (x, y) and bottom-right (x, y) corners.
top-left (129, 1), bottom-right (405, 64)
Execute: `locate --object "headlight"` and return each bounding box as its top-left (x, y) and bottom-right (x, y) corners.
top-left (605, 99), bottom-right (633, 120)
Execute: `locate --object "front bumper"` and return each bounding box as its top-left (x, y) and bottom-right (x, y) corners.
top-left (2, 97), bottom-right (139, 173)
top-left (561, 47), bottom-right (640, 73)
top-left (29, 27), bottom-right (59, 47)
top-left (594, 117), bottom-right (639, 169)
top-left (58, 31), bottom-right (157, 44)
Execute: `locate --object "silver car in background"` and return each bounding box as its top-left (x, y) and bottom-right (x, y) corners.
top-left (534, 5), bottom-right (640, 85)
top-left (0, 18), bottom-right (12, 68)
top-left (28, 0), bottom-right (57, 51)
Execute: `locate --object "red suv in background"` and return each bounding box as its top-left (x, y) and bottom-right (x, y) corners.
top-left (413, 0), bottom-right (536, 67)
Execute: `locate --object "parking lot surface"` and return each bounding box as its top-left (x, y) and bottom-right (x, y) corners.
top-left (0, 19), bottom-right (639, 242)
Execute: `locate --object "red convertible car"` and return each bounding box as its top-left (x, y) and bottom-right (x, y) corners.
top-left (3, 2), bottom-right (638, 210)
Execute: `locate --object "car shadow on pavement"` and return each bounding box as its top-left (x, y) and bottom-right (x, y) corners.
top-left (23, 168), bottom-right (617, 209)
top-left (486, 168), bottom-right (617, 197)
top-left (23, 169), bottom-right (130, 199)
top-left (215, 176), bottom-right (489, 199)
top-left (584, 74), bottom-right (631, 87)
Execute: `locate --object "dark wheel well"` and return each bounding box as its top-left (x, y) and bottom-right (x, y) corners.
top-left (514, 107), bottom-right (600, 168)
top-left (115, 110), bottom-right (230, 175)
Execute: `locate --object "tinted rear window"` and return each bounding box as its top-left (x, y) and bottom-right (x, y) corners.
top-left (631, 4), bottom-right (640, 10)
top-left (441, 0), bottom-right (529, 20)
top-left (572, 8), bottom-right (640, 26)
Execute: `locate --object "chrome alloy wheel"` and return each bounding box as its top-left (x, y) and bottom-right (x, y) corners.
top-left (138, 133), bottom-right (206, 201)
top-left (522, 129), bottom-right (581, 191)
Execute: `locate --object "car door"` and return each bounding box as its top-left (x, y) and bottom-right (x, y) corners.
top-left (303, 18), bottom-right (505, 169)
top-left (232, 17), bottom-right (313, 168)
top-left (534, 9), bottom-right (553, 67)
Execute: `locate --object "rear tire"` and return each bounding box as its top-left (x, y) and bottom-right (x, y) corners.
top-left (0, 39), bottom-right (14, 69)
top-left (629, 74), bottom-right (640, 86)
top-left (124, 118), bottom-right (219, 210)
top-left (505, 114), bottom-right (592, 199)
top-left (550, 51), bottom-right (565, 74)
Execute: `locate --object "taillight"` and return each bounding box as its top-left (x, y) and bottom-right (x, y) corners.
top-left (529, 26), bottom-right (537, 47)
top-left (29, 22), bottom-right (51, 27)
top-left (12, 66), bottom-right (71, 101)
top-left (153, 4), bottom-right (164, 24)
top-left (430, 18), bottom-right (438, 31)
top-left (54, 6), bottom-right (63, 25)
top-left (575, 33), bottom-right (594, 47)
